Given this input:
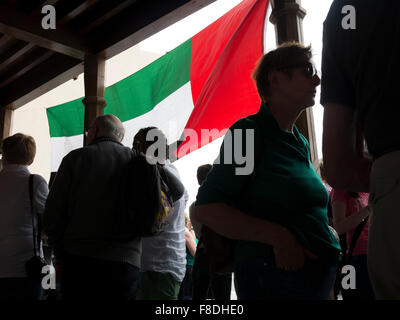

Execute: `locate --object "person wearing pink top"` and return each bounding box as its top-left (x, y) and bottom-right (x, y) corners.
top-left (331, 189), bottom-right (374, 300)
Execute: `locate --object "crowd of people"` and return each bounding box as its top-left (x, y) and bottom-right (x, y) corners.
top-left (1, 0), bottom-right (399, 300)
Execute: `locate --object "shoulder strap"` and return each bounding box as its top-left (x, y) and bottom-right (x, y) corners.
top-left (347, 216), bottom-right (369, 258)
top-left (28, 174), bottom-right (39, 257)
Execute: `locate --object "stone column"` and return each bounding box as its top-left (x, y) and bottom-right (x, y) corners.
top-left (82, 53), bottom-right (106, 146)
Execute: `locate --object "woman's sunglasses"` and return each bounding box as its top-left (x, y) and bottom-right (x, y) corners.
top-left (277, 61), bottom-right (318, 78)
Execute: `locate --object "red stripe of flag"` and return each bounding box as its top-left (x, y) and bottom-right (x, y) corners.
top-left (177, 0), bottom-right (269, 158)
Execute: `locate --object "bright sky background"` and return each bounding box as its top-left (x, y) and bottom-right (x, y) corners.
top-left (136, 0), bottom-right (334, 211)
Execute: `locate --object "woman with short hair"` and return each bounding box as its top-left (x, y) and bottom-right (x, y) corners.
top-left (0, 133), bottom-right (49, 300)
top-left (194, 42), bottom-right (341, 299)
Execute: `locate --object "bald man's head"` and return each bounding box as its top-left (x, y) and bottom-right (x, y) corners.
top-left (87, 114), bottom-right (125, 144)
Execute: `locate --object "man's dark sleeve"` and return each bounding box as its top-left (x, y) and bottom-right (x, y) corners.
top-left (320, 2), bottom-right (355, 108)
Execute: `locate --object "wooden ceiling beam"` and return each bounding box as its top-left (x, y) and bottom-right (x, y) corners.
top-left (57, 0), bottom-right (104, 25)
top-left (0, 47), bottom-right (53, 88)
top-left (79, 0), bottom-right (137, 35)
top-left (0, 42), bottom-right (35, 70)
top-left (28, 0), bottom-right (62, 16)
top-left (18, 0), bottom-right (60, 15)
top-left (92, 0), bottom-right (216, 59)
top-left (0, 53), bottom-right (82, 109)
top-left (0, 34), bottom-right (15, 49)
top-left (0, 3), bottom-right (92, 59)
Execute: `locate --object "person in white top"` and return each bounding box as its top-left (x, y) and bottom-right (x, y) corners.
top-left (0, 133), bottom-right (49, 300)
top-left (133, 127), bottom-right (188, 300)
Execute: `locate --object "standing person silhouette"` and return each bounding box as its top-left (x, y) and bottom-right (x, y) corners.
top-left (190, 164), bottom-right (233, 300)
top-left (194, 42), bottom-right (340, 299)
top-left (321, 0), bottom-right (400, 299)
top-left (0, 133), bottom-right (48, 300)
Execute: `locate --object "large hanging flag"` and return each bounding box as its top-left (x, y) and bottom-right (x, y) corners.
top-left (47, 0), bottom-right (269, 172)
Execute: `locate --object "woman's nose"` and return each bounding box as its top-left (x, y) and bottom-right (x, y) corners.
top-left (313, 74), bottom-right (321, 86)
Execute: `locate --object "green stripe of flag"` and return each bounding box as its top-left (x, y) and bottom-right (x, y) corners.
top-left (47, 39), bottom-right (192, 138)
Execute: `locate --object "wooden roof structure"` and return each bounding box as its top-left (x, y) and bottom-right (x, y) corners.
top-left (0, 0), bottom-right (216, 139)
top-left (0, 0), bottom-right (319, 167)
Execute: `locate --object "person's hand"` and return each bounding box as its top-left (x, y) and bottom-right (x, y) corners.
top-left (272, 227), bottom-right (317, 271)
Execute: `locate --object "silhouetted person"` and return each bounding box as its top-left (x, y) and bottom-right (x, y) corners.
top-left (190, 164), bottom-right (233, 300)
top-left (0, 133), bottom-right (48, 300)
top-left (134, 127), bottom-right (188, 300)
top-left (321, 0), bottom-right (400, 299)
top-left (44, 115), bottom-right (140, 300)
top-left (194, 42), bottom-right (340, 299)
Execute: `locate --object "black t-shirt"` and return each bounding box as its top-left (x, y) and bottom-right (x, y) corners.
top-left (321, 0), bottom-right (400, 158)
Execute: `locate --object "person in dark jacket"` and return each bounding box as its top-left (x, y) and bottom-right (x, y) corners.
top-left (43, 114), bottom-right (140, 300)
top-left (321, 0), bottom-right (400, 299)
